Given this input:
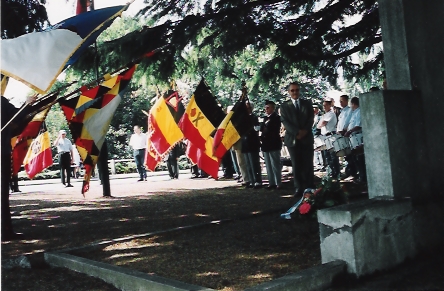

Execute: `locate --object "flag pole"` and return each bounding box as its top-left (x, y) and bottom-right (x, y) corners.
top-left (2, 45), bottom-right (168, 131)
top-left (62, 44), bottom-right (169, 101)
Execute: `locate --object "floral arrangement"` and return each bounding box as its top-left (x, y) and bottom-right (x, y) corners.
top-left (297, 174), bottom-right (349, 215)
top-left (280, 174), bottom-right (349, 219)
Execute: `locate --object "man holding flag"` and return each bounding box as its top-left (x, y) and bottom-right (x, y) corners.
top-left (53, 130), bottom-right (74, 187)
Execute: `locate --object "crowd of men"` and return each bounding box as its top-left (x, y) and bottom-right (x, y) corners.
top-left (216, 82), bottom-right (367, 197)
top-left (126, 82), bottom-right (367, 198)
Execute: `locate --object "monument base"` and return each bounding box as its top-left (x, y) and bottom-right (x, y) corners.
top-left (317, 198), bottom-right (415, 277)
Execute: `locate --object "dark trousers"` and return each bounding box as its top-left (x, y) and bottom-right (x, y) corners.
top-left (345, 154), bottom-right (358, 177)
top-left (133, 149), bottom-right (147, 179)
top-left (167, 155), bottom-right (179, 178)
top-left (288, 142), bottom-right (314, 194)
top-left (10, 174), bottom-right (19, 192)
top-left (355, 154), bottom-right (367, 182)
top-left (1, 153), bottom-right (13, 235)
top-left (324, 150), bottom-right (340, 177)
top-left (59, 152), bottom-right (71, 185)
top-left (222, 151), bottom-right (235, 178)
top-left (243, 151), bottom-right (262, 185)
top-left (190, 164), bottom-right (199, 176)
top-left (230, 149), bottom-right (241, 176)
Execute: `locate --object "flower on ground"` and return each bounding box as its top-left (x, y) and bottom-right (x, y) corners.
top-left (299, 202), bottom-right (311, 214)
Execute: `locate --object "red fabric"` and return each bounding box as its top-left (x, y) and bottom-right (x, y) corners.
top-left (178, 113), bottom-right (207, 150)
top-left (186, 142), bottom-right (219, 179)
top-left (299, 202), bottom-right (312, 214)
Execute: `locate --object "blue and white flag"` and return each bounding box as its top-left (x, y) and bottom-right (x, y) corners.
top-left (1, 5), bottom-right (128, 94)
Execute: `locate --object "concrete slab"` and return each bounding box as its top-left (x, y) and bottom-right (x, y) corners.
top-left (244, 260), bottom-right (346, 291)
top-left (45, 252), bottom-right (215, 291)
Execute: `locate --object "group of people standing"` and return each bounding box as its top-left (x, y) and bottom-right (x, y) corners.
top-left (117, 82), bottom-right (367, 200)
top-left (227, 81), bottom-right (367, 198)
top-left (313, 94), bottom-right (366, 184)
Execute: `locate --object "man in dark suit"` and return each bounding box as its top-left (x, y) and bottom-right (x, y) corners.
top-left (260, 100), bottom-right (282, 190)
top-left (280, 82), bottom-right (315, 196)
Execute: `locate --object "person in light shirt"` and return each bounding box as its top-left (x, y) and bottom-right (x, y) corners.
top-left (344, 97), bottom-right (366, 184)
top-left (53, 130), bottom-right (74, 187)
top-left (336, 95), bottom-right (356, 179)
top-left (317, 98), bottom-right (340, 178)
top-left (129, 125), bottom-right (147, 182)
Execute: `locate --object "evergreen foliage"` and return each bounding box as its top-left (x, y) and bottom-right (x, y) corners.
top-left (72, 0), bottom-right (382, 87)
top-left (1, 0), bottom-right (49, 39)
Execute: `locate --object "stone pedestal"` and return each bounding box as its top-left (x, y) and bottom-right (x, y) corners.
top-left (317, 199), bottom-right (415, 277)
top-left (360, 90), bottom-right (429, 200)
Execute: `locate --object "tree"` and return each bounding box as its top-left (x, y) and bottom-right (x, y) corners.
top-left (1, 0), bottom-right (49, 39)
top-left (73, 0), bottom-right (382, 89)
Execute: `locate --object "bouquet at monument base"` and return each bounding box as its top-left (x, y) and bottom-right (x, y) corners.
top-left (298, 175), bottom-right (349, 215)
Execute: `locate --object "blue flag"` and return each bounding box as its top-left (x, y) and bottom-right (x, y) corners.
top-left (1, 5), bottom-right (128, 94)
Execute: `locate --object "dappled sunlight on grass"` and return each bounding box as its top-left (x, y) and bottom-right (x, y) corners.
top-left (247, 273), bottom-right (273, 280)
top-left (195, 213), bottom-right (210, 217)
top-left (196, 272), bottom-right (221, 277)
top-left (108, 252), bottom-right (139, 259)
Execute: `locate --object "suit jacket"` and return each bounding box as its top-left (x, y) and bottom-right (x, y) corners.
top-left (280, 98), bottom-right (314, 148)
top-left (260, 111), bottom-right (282, 152)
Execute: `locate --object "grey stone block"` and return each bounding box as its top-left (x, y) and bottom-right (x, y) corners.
top-left (244, 260), bottom-right (346, 291)
top-left (318, 199), bottom-right (415, 277)
top-left (45, 252), bottom-right (214, 291)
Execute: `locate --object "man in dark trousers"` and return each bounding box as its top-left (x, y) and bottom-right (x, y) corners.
top-left (167, 144), bottom-right (180, 179)
top-left (280, 82), bottom-right (315, 196)
top-left (260, 100), bottom-right (282, 190)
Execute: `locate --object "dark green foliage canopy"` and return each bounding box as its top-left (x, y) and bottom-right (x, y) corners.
top-left (73, 0), bottom-right (382, 88)
top-left (1, 0), bottom-right (49, 39)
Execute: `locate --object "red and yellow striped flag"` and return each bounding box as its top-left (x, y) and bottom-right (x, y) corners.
top-left (23, 131), bottom-right (53, 179)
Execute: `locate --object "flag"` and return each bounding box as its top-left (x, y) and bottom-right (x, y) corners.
top-left (145, 136), bottom-right (162, 172)
top-left (1, 5), bottom-right (128, 94)
top-left (23, 131), bottom-right (53, 179)
top-left (178, 80), bottom-right (226, 150)
top-left (1, 75), bottom-right (9, 96)
top-left (76, 0), bottom-right (91, 14)
top-left (213, 101), bottom-right (252, 158)
top-left (186, 140), bottom-right (220, 179)
top-left (148, 90), bottom-right (185, 156)
top-left (179, 80), bottom-right (226, 178)
top-left (144, 117), bottom-right (162, 172)
top-left (59, 65), bottom-right (137, 195)
top-left (11, 107), bottom-right (51, 176)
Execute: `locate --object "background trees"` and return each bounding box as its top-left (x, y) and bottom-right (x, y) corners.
top-left (3, 0), bottom-right (385, 159)
top-left (1, 0), bottom-right (49, 39)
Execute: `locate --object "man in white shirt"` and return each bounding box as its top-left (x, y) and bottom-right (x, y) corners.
top-left (337, 95), bottom-right (356, 179)
top-left (129, 125), bottom-right (147, 182)
top-left (336, 95), bottom-right (353, 135)
top-left (53, 130), bottom-right (74, 187)
top-left (318, 99), bottom-right (340, 178)
top-left (344, 97), bottom-right (366, 184)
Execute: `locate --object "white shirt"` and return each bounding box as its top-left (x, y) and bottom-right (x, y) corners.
top-left (348, 107), bottom-right (361, 130)
top-left (129, 133), bottom-right (147, 150)
top-left (291, 98), bottom-right (300, 110)
top-left (321, 109), bottom-right (337, 135)
top-left (56, 138), bottom-right (73, 153)
top-left (337, 106), bottom-right (352, 132)
top-left (72, 147), bottom-right (81, 166)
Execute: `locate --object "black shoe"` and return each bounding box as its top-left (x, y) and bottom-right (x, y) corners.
top-left (191, 174), bottom-right (198, 179)
top-left (66, 184), bottom-right (74, 187)
top-left (137, 178), bottom-right (144, 182)
top-left (253, 183), bottom-right (262, 189)
top-left (266, 185), bottom-right (276, 190)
